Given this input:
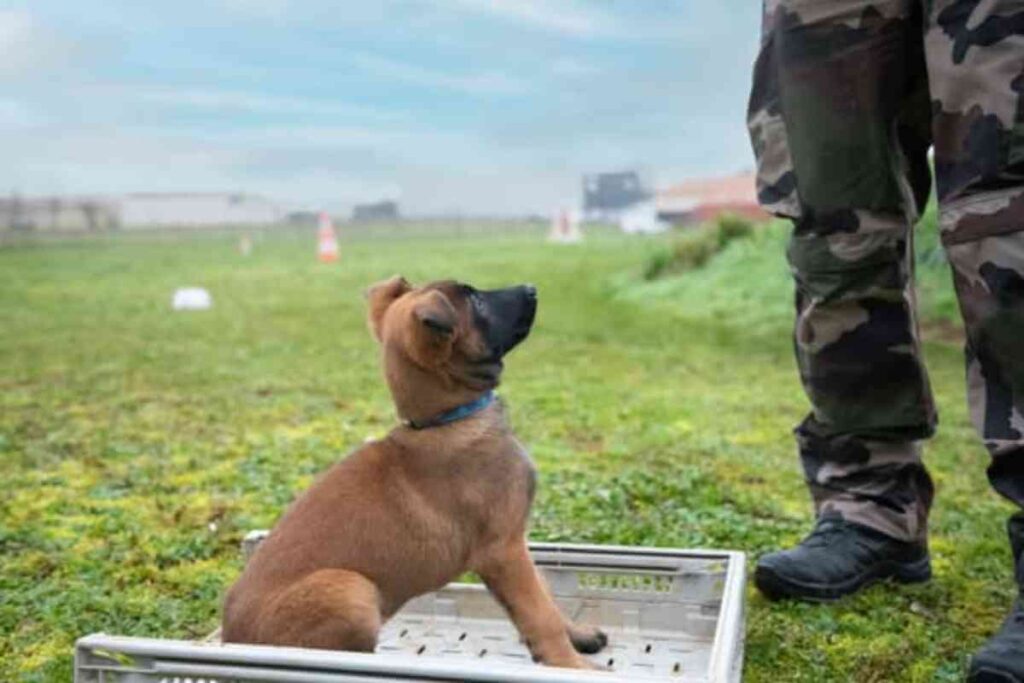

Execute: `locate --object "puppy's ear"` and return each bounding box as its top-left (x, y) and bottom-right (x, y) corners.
top-left (366, 275), bottom-right (411, 341)
top-left (412, 290), bottom-right (457, 353)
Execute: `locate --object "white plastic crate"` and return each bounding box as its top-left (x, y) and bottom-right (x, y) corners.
top-left (75, 533), bottom-right (746, 682)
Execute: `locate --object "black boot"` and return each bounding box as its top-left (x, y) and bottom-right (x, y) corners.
top-left (968, 513), bottom-right (1024, 683)
top-left (755, 512), bottom-right (931, 602)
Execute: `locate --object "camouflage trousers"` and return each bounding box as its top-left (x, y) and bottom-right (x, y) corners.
top-left (749, 0), bottom-right (1024, 541)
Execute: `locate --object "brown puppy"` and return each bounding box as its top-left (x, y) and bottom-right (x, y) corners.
top-left (222, 276), bottom-right (607, 669)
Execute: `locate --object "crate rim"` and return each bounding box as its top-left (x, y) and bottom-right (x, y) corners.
top-left (75, 541), bottom-right (746, 683)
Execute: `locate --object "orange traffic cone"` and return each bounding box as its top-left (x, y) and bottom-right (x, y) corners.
top-left (317, 212), bottom-right (339, 263)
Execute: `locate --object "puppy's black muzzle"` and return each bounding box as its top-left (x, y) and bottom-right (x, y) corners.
top-left (473, 284), bottom-right (537, 359)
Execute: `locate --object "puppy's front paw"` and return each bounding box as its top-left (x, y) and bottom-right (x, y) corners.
top-left (568, 623), bottom-right (608, 654)
top-left (549, 653), bottom-right (601, 670)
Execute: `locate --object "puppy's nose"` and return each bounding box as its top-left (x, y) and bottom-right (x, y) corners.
top-left (522, 284), bottom-right (537, 299)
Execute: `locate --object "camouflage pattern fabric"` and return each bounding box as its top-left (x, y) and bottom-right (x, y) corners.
top-left (749, 0), bottom-right (1024, 542)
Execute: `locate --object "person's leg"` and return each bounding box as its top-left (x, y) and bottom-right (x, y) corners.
top-left (748, 0), bottom-right (937, 600)
top-left (924, 1), bottom-right (1024, 677)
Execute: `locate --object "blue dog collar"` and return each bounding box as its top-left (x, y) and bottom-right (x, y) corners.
top-left (404, 392), bottom-right (496, 430)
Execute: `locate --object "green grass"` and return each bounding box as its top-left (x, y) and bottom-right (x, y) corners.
top-left (0, 220), bottom-right (1015, 681)
top-left (642, 214), bottom-right (755, 281)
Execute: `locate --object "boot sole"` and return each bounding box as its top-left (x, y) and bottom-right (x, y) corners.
top-left (754, 556), bottom-right (931, 602)
top-left (968, 667), bottom-right (1023, 683)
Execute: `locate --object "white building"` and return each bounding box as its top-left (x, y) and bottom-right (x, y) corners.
top-left (0, 195), bottom-right (120, 233)
top-left (618, 201), bottom-right (670, 235)
top-left (119, 193), bottom-right (283, 229)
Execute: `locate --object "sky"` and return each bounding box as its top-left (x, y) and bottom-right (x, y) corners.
top-left (0, 1), bottom-right (761, 216)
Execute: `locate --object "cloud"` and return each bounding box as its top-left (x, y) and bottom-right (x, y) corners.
top-left (550, 58), bottom-right (598, 79)
top-left (219, 0), bottom-right (290, 19)
top-left (3, 126), bottom-right (242, 198)
top-left (131, 86), bottom-right (402, 120)
top-left (0, 115), bottom-right (571, 214)
top-left (437, 0), bottom-right (614, 38)
top-left (0, 8), bottom-right (32, 45)
top-left (0, 8), bottom-right (108, 82)
top-left (211, 124), bottom-right (406, 148)
top-left (0, 122), bottom-right (475, 213)
top-left (351, 53), bottom-right (527, 96)
top-left (0, 2), bottom-right (762, 215)
top-left (0, 98), bottom-right (39, 127)
top-left (0, 9), bottom-right (44, 77)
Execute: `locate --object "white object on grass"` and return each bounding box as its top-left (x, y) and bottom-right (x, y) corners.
top-left (171, 287), bottom-right (213, 311)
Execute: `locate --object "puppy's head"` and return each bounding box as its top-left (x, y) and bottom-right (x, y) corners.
top-left (366, 276), bottom-right (537, 395)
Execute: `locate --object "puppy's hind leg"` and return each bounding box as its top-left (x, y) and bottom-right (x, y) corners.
top-left (258, 569), bottom-right (382, 652)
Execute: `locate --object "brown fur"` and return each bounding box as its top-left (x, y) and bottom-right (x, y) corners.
top-left (222, 276), bottom-right (605, 669)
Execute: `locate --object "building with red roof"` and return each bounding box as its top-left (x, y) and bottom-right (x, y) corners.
top-left (656, 171), bottom-right (769, 226)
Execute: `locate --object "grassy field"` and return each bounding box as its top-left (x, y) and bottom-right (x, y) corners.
top-left (0, 220), bottom-right (1017, 681)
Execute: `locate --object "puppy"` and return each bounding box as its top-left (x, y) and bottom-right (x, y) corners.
top-left (222, 276), bottom-right (607, 669)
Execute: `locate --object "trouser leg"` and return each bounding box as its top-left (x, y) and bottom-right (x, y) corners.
top-left (926, 0), bottom-right (1024, 507)
top-left (949, 233), bottom-right (1024, 504)
top-left (749, 0), bottom-right (937, 541)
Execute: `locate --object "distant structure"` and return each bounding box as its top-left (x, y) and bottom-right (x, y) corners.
top-left (285, 211), bottom-right (319, 226)
top-left (582, 171), bottom-right (651, 222)
top-left (619, 203), bottom-right (670, 235)
top-left (656, 172), bottom-right (768, 226)
top-left (119, 193), bottom-right (282, 229)
top-left (352, 200), bottom-right (399, 222)
top-left (0, 195), bottom-right (120, 233)
top-left (0, 192), bottom-right (284, 234)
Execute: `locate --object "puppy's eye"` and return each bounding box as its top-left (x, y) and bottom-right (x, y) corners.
top-left (470, 293), bottom-right (487, 318)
